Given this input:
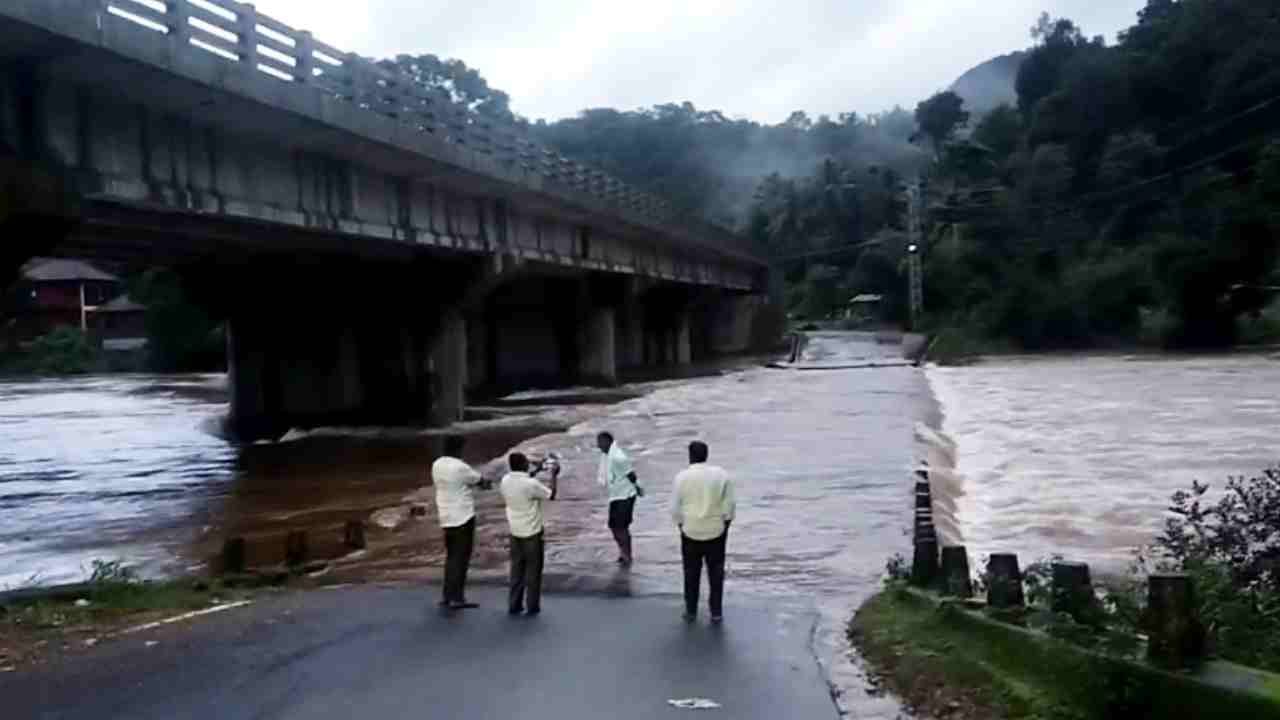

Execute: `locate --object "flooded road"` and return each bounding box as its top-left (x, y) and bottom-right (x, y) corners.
top-left (928, 353), bottom-right (1280, 573)
top-left (7, 337), bottom-right (1280, 715)
top-left (0, 334), bottom-right (924, 715)
top-left (1, 336), bottom-right (927, 600)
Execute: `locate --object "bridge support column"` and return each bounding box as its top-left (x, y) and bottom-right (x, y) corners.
top-left (579, 307), bottom-right (617, 385)
top-left (431, 309), bottom-right (466, 425)
top-left (227, 310), bottom-right (372, 442)
top-left (674, 311), bottom-right (693, 366)
top-left (617, 282), bottom-right (645, 370)
top-left (710, 294), bottom-right (761, 355)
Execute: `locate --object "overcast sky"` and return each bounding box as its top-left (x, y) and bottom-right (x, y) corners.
top-left (250, 0), bottom-right (1147, 124)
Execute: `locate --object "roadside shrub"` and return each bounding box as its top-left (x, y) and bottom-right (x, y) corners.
top-left (1137, 467), bottom-right (1280, 671)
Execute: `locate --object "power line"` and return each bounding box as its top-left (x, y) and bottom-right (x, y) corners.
top-left (932, 86), bottom-right (1280, 222)
top-left (935, 127), bottom-right (1278, 223)
top-left (772, 239), bottom-right (883, 263)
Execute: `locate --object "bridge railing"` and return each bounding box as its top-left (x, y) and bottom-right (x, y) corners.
top-left (89, 0), bottom-right (755, 261)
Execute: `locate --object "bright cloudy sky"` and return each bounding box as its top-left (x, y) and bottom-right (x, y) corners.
top-left (249, 0), bottom-right (1146, 123)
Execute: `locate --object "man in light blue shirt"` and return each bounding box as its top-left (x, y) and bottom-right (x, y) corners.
top-left (597, 431), bottom-right (643, 566)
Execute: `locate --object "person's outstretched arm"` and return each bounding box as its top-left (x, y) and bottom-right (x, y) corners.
top-left (721, 474), bottom-right (737, 527)
top-left (670, 475), bottom-right (683, 529)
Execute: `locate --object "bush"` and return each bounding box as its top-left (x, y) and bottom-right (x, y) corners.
top-left (1137, 467), bottom-right (1280, 670)
top-left (1236, 301), bottom-right (1280, 346)
top-left (22, 326), bottom-right (98, 374)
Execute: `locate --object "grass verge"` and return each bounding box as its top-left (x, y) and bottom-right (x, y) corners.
top-left (851, 585), bottom-right (1280, 720)
top-left (849, 587), bottom-right (1072, 720)
top-left (0, 562), bottom-right (260, 671)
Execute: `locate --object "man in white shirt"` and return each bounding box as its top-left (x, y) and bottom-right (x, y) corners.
top-left (597, 431), bottom-right (643, 566)
top-left (500, 452), bottom-right (558, 615)
top-left (671, 441), bottom-right (736, 623)
top-left (432, 435), bottom-right (486, 610)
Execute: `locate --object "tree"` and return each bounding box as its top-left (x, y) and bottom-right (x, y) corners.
top-left (973, 104), bottom-right (1022, 164)
top-left (1016, 14), bottom-right (1091, 119)
top-left (379, 54), bottom-right (515, 124)
top-left (129, 269), bottom-right (224, 372)
top-left (914, 91), bottom-right (970, 155)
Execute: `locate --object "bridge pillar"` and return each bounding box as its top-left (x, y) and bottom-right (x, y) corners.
top-left (223, 259), bottom-right (480, 442)
top-left (578, 307), bottom-right (617, 384)
top-left (617, 280), bottom-right (645, 370)
top-left (227, 310), bottom-right (375, 442)
top-left (431, 309), bottom-right (466, 425)
top-left (675, 311), bottom-right (693, 366)
top-left (710, 294), bottom-right (761, 355)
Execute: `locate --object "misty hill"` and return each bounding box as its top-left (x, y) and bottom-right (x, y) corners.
top-left (949, 51), bottom-right (1025, 116)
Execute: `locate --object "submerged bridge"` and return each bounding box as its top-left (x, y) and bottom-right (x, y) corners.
top-left (0, 0), bottom-right (772, 440)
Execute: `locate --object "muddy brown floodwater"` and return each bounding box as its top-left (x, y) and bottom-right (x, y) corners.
top-left (2, 334), bottom-right (930, 717)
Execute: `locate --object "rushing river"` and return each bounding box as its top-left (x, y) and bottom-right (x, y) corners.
top-left (927, 353), bottom-right (1280, 573)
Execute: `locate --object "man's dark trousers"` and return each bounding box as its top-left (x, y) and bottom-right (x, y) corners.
top-left (681, 530), bottom-right (727, 617)
top-left (509, 532), bottom-right (545, 613)
top-left (443, 517), bottom-right (476, 604)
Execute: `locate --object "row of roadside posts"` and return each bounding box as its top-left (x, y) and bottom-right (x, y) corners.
top-left (220, 520), bottom-right (367, 576)
top-left (911, 469), bottom-right (1206, 669)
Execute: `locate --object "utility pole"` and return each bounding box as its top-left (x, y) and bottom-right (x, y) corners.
top-left (905, 180), bottom-right (924, 331)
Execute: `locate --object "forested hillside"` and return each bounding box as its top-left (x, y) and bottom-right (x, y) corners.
top-left (923, 2), bottom-right (1280, 349)
top-left (382, 1), bottom-right (1280, 349)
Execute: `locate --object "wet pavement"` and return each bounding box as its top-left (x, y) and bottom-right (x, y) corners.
top-left (3, 585), bottom-right (838, 720)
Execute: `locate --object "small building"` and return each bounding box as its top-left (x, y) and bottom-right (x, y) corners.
top-left (8, 258), bottom-right (122, 340)
top-left (88, 294), bottom-right (148, 351)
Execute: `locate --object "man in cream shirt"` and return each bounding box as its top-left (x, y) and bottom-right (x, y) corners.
top-left (671, 441), bottom-right (736, 623)
top-left (432, 435), bottom-right (486, 610)
top-left (500, 452), bottom-right (557, 615)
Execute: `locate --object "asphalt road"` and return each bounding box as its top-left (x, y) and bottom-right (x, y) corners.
top-left (4, 584), bottom-right (839, 720)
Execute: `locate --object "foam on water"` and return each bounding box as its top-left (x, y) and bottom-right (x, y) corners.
top-left (926, 354), bottom-right (1280, 572)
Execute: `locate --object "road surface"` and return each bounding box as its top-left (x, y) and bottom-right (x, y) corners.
top-left (5, 583), bottom-right (839, 719)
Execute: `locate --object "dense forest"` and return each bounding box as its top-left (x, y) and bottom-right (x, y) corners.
top-left (514, 0), bottom-right (1280, 350)
top-left (919, 2), bottom-right (1280, 350)
top-left (391, 1), bottom-right (1280, 350)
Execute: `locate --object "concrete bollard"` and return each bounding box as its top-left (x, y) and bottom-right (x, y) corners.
top-left (343, 520), bottom-right (367, 551)
top-left (221, 537), bottom-right (246, 575)
top-left (911, 537), bottom-right (939, 588)
top-left (914, 481), bottom-right (932, 509)
top-left (285, 531), bottom-right (309, 567)
top-left (914, 508), bottom-right (933, 532)
top-left (940, 545), bottom-right (973, 598)
top-left (986, 553), bottom-right (1025, 608)
top-left (1051, 561), bottom-right (1098, 624)
top-left (1147, 574), bottom-right (1204, 668)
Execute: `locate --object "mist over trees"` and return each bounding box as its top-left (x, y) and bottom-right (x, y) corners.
top-left (382, 0), bottom-right (1280, 347)
top-left (530, 104), bottom-right (928, 227)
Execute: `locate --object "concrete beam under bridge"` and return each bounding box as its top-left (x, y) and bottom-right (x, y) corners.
top-left (219, 256), bottom-right (478, 441)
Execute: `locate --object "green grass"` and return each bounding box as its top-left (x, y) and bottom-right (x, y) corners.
top-left (851, 586), bottom-right (1280, 720)
top-left (850, 587), bottom-right (1077, 720)
top-left (2, 560), bottom-right (250, 632)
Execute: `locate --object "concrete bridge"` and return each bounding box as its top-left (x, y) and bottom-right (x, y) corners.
top-left (0, 0), bottom-right (774, 440)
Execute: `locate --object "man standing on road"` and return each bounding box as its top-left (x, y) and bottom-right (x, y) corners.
top-left (671, 441), bottom-right (735, 623)
top-left (432, 434), bottom-right (486, 610)
top-left (500, 452), bottom-right (558, 616)
top-left (597, 431), bottom-right (643, 566)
